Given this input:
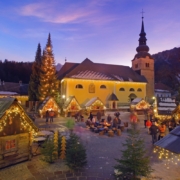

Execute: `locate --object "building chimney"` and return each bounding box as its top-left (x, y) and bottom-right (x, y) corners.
top-left (19, 81), bottom-right (22, 86)
top-left (2, 81), bottom-right (4, 85)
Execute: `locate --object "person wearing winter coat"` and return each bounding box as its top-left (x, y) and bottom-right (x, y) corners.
top-left (149, 121), bottom-right (159, 144)
top-left (146, 119), bottom-right (152, 134)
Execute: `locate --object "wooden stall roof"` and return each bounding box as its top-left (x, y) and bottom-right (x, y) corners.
top-left (63, 96), bottom-right (81, 109)
top-left (38, 96), bottom-right (60, 111)
top-left (85, 97), bottom-right (104, 107)
top-left (154, 126), bottom-right (180, 154)
top-left (0, 97), bottom-right (38, 132)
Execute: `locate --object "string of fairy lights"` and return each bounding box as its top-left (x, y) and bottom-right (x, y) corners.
top-left (153, 146), bottom-right (180, 169)
top-left (0, 105), bottom-right (37, 136)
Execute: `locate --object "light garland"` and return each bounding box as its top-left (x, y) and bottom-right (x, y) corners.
top-left (0, 105), bottom-right (38, 137)
top-left (153, 146), bottom-right (180, 169)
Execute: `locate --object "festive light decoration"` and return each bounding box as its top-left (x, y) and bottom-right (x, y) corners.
top-left (60, 136), bottom-right (66, 160)
top-left (53, 130), bottom-right (58, 158)
top-left (0, 104), bottom-right (38, 140)
top-left (153, 146), bottom-right (180, 169)
top-left (38, 34), bottom-right (59, 101)
top-left (39, 97), bottom-right (60, 117)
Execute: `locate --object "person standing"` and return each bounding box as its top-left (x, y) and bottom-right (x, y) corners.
top-left (107, 114), bottom-right (112, 124)
top-left (49, 110), bottom-right (55, 123)
top-left (149, 121), bottom-right (159, 144)
top-left (96, 111), bottom-right (102, 122)
top-left (146, 119), bottom-right (152, 134)
top-left (158, 123), bottom-right (166, 140)
top-left (46, 110), bottom-right (49, 124)
top-left (89, 112), bottom-right (93, 121)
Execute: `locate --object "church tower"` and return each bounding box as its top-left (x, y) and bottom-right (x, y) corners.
top-left (132, 16), bottom-right (154, 101)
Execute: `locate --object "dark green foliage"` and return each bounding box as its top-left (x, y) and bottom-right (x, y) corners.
top-left (41, 138), bottom-right (56, 163)
top-left (28, 43), bottom-right (42, 101)
top-left (0, 60), bottom-right (33, 83)
top-left (114, 127), bottom-right (152, 179)
top-left (66, 133), bottom-right (87, 170)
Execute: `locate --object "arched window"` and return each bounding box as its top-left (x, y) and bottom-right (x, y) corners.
top-left (75, 84), bottom-right (83, 89)
top-left (119, 88), bottom-right (125, 91)
top-left (137, 88), bottom-right (142, 92)
top-left (100, 85), bottom-right (106, 89)
top-left (129, 88), bottom-right (135, 92)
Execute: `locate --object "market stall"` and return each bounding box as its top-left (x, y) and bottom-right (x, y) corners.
top-left (154, 126), bottom-right (180, 169)
top-left (63, 96), bottom-right (81, 117)
top-left (130, 98), bottom-right (150, 115)
top-left (38, 96), bottom-right (60, 118)
top-left (85, 97), bottom-right (106, 116)
top-left (0, 97), bottom-right (38, 168)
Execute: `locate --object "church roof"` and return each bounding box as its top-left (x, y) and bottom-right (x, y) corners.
top-left (58, 58), bottom-right (147, 83)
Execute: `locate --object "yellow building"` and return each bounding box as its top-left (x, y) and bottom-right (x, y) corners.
top-left (58, 18), bottom-right (154, 110)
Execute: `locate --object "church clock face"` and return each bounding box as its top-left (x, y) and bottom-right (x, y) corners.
top-left (89, 83), bottom-right (95, 93)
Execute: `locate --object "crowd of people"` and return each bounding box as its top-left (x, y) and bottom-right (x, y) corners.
top-left (146, 118), bottom-right (178, 144)
top-left (86, 111), bottom-right (124, 134)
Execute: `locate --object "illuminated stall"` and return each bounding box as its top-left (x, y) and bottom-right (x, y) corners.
top-left (154, 126), bottom-right (180, 169)
top-left (63, 96), bottom-right (81, 117)
top-left (38, 96), bottom-right (60, 118)
top-left (0, 97), bottom-right (38, 168)
top-left (85, 97), bottom-right (106, 116)
top-left (130, 98), bottom-right (150, 115)
top-left (172, 105), bottom-right (180, 123)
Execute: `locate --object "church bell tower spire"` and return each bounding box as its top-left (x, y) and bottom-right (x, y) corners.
top-left (132, 13), bottom-right (154, 102)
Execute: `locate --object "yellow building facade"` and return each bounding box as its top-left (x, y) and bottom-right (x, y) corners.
top-left (58, 17), bottom-right (154, 110)
top-left (61, 78), bottom-right (146, 107)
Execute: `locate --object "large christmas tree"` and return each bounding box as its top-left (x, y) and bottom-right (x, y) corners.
top-left (114, 126), bottom-right (152, 179)
top-left (38, 34), bottom-right (59, 101)
top-left (28, 43), bottom-right (42, 101)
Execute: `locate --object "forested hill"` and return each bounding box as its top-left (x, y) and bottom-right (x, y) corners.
top-left (0, 60), bottom-right (62, 84)
top-left (152, 47), bottom-right (180, 90)
top-left (0, 60), bottom-right (33, 84)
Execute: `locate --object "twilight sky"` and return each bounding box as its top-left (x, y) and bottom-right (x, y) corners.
top-left (0, 0), bottom-right (180, 67)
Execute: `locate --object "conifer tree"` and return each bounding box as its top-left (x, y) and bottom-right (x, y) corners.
top-left (66, 133), bottom-right (87, 170)
top-left (28, 43), bottom-right (41, 101)
top-left (38, 33), bottom-right (59, 101)
top-left (114, 126), bottom-right (152, 179)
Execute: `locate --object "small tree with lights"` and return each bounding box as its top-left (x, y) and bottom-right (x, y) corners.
top-left (114, 124), bottom-right (153, 179)
top-left (38, 33), bottom-right (59, 102)
top-left (28, 43), bottom-right (42, 102)
top-left (66, 133), bottom-right (87, 170)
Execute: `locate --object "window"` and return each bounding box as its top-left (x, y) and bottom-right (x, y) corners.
top-left (5, 139), bottom-right (16, 151)
top-left (135, 64), bottom-right (138, 68)
top-left (75, 84), bottom-right (83, 89)
top-left (119, 88), bottom-right (125, 91)
top-left (137, 88), bottom-right (142, 92)
top-left (145, 63), bottom-right (149, 67)
top-left (129, 88), bottom-right (135, 91)
top-left (100, 85), bottom-right (106, 89)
